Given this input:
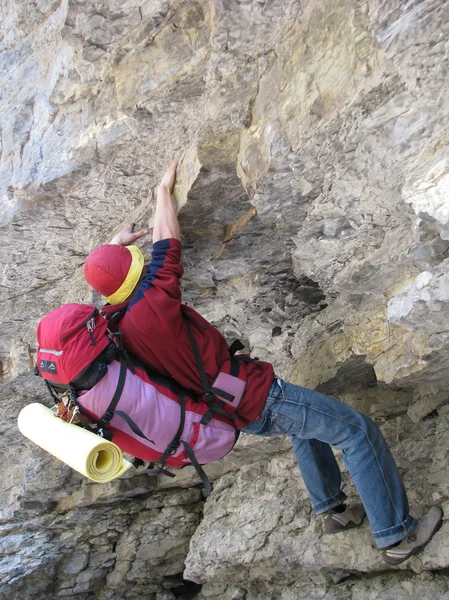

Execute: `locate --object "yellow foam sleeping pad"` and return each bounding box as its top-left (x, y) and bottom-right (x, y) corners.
top-left (18, 403), bottom-right (132, 483)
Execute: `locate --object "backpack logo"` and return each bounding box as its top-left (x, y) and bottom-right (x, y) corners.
top-left (40, 360), bottom-right (57, 374)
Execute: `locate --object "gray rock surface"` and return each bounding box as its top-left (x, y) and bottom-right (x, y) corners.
top-left (1, 0), bottom-right (449, 598)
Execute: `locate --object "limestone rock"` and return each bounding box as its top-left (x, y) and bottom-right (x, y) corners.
top-left (197, 571), bottom-right (449, 600)
top-left (2, 0), bottom-right (449, 598)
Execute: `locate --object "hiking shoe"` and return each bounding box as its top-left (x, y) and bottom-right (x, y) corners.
top-left (382, 506), bottom-right (443, 566)
top-left (323, 503), bottom-right (366, 534)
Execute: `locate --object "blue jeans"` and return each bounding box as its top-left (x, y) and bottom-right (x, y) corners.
top-left (243, 377), bottom-right (416, 548)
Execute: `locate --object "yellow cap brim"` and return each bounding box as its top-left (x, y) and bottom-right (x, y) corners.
top-left (106, 245), bottom-right (145, 304)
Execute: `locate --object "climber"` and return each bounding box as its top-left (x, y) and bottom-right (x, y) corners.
top-left (83, 161), bottom-right (275, 431)
top-left (82, 160), bottom-right (443, 565)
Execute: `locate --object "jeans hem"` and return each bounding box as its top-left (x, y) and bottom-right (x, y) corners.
top-left (313, 490), bottom-right (347, 515)
top-left (372, 515), bottom-right (417, 549)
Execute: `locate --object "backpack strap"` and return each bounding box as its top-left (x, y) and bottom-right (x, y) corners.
top-left (34, 363), bottom-right (62, 406)
top-left (184, 320), bottom-right (212, 400)
top-left (146, 393), bottom-right (213, 495)
top-left (200, 402), bottom-right (236, 425)
top-left (184, 319), bottom-right (240, 424)
top-left (66, 387), bottom-right (106, 437)
top-left (113, 410), bottom-right (155, 444)
top-left (145, 396), bottom-right (184, 472)
top-left (180, 441), bottom-right (212, 495)
top-left (96, 356), bottom-right (128, 433)
top-left (228, 339), bottom-right (244, 357)
top-left (131, 459), bottom-right (176, 479)
top-left (44, 379), bottom-right (62, 406)
top-left (208, 359), bottom-right (240, 405)
top-left (114, 331), bottom-right (136, 375)
top-left (109, 309), bottom-right (127, 324)
top-left (158, 394), bottom-right (186, 462)
top-left (85, 355), bottom-right (155, 445)
top-left (146, 463), bottom-right (176, 478)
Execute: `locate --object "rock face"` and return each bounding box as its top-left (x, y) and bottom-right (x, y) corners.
top-left (1, 0), bottom-right (449, 598)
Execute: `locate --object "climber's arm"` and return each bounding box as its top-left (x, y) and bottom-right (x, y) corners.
top-left (152, 161), bottom-right (181, 243)
top-left (107, 161), bottom-right (180, 246)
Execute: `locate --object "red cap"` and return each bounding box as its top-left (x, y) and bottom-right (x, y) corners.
top-left (84, 245), bottom-right (144, 304)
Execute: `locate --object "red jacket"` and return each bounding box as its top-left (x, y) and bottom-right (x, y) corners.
top-left (101, 239), bottom-right (274, 429)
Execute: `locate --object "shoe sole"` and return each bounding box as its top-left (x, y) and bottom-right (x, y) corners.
top-left (382, 513), bottom-right (444, 566)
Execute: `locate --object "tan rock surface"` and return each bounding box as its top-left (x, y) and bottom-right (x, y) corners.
top-left (1, 0), bottom-right (449, 598)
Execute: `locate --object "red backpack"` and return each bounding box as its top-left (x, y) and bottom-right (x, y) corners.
top-left (37, 304), bottom-right (111, 386)
top-left (35, 304), bottom-right (243, 492)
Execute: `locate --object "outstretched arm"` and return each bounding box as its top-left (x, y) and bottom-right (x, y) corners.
top-left (152, 161), bottom-right (181, 243)
top-left (108, 160), bottom-right (180, 246)
top-left (123, 161), bottom-right (183, 335)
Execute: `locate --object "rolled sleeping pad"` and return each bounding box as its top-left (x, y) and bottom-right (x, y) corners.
top-left (18, 403), bottom-right (132, 483)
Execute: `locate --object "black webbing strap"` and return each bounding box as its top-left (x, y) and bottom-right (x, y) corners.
top-left (73, 407), bottom-right (98, 434)
top-left (184, 319), bottom-right (233, 423)
top-left (200, 402), bottom-right (236, 424)
top-left (209, 386), bottom-right (234, 402)
top-left (45, 380), bottom-right (62, 405)
top-left (114, 332), bottom-right (136, 375)
top-left (181, 441), bottom-right (212, 495)
top-left (76, 410), bottom-right (97, 434)
top-left (235, 355), bottom-right (257, 362)
top-left (97, 357), bottom-right (127, 428)
top-left (229, 339), bottom-right (244, 357)
top-left (200, 410), bottom-right (214, 425)
top-left (147, 393), bottom-right (212, 494)
top-left (208, 358), bottom-right (240, 401)
top-left (184, 319), bottom-right (243, 415)
top-left (67, 388), bottom-right (106, 436)
top-left (229, 360), bottom-right (240, 376)
top-left (158, 394), bottom-right (187, 464)
top-left (146, 463), bottom-right (176, 478)
top-left (109, 310), bottom-right (126, 324)
top-left (185, 320), bottom-right (211, 396)
top-left (114, 410), bottom-right (155, 444)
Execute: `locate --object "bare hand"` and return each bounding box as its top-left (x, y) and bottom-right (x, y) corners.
top-left (110, 223), bottom-right (149, 246)
top-left (158, 160), bottom-right (178, 193)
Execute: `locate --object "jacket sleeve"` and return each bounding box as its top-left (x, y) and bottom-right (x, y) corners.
top-left (126, 238), bottom-right (184, 335)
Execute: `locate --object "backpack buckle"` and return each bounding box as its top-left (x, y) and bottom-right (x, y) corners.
top-left (86, 317), bottom-right (96, 341)
top-left (167, 440), bottom-right (180, 456)
top-left (200, 410), bottom-right (214, 425)
top-left (101, 410), bottom-right (114, 425)
top-left (97, 427), bottom-right (113, 441)
top-left (205, 391), bottom-right (215, 403)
